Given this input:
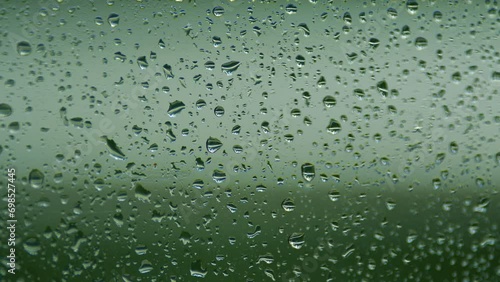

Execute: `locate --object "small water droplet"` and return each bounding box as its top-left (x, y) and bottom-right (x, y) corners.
top-left (214, 106), bottom-right (225, 117)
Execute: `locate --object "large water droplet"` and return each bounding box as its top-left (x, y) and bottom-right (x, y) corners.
top-left (212, 6), bottom-right (225, 17)
top-left (415, 37), bottom-right (428, 50)
top-left (190, 260), bottom-right (207, 278)
top-left (327, 119), bottom-right (342, 134)
top-left (0, 103), bottom-right (13, 118)
top-left (288, 233), bottom-right (305, 249)
top-left (301, 163), bottom-right (315, 182)
top-left (107, 13), bottom-right (120, 27)
top-left (29, 169), bottom-right (45, 188)
top-left (206, 137), bottom-right (223, 153)
top-left (17, 41), bottom-right (32, 56)
top-left (281, 198), bottom-right (295, 212)
top-left (221, 61), bottom-right (241, 75)
top-left (167, 100), bottom-right (185, 117)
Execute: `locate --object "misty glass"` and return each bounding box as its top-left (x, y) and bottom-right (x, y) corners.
top-left (1, 0), bottom-right (499, 281)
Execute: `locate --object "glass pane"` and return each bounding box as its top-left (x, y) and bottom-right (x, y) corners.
top-left (1, 0), bottom-right (499, 281)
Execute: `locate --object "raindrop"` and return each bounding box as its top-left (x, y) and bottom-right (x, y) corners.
top-left (204, 61), bottom-right (215, 70)
top-left (288, 233), bottom-right (305, 249)
top-left (221, 61), bottom-right (241, 75)
top-left (327, 119), bottom-right (341, 134)
top-left (212, 6), bottom-right (225, 17)
top-left (0, 103), bottom-right (13, 118)
top-left (167, 100), bottom-right (186, 117)
top-left (139, 260), bottom-right (153, 274)
top-left (377, 80), bottom-right (389, 97)
top-left (214, 106), bottom-right (225, 117)
top-left (29, 169), bottom-right (45, 188)
top-left (328, 190), bottom-right (340, 202)
top-left (137, 56), bottom-right (148, 69)
top-left (23, 237), bottom-right (41, 255)
top-left (16, 41), bottom-right (32, 56)
top-left (322, 96), bottom-right (336, 107)
top-left (415, 37), bottom-right (428, 50)
top-left (107, 13), bottom-right (120, 27)
top-left (285, 4), bottom-right (297, 14)
top-left (206, 137), bottom-right (223, 153)
top-left (281, 198), bottom-right (295, 212)
top-left (212, 169), bottom-right (227, 183)
top-left (301, 163), bottom-right (315, 182)
top-left (162, 63), bottom-right (174, 79)
top-left (295, 55), bottom-right (305, 67)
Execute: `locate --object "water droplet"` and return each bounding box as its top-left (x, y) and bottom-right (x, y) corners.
top-left (137, 56), bottom-right (148, 69)
top-left (386, 199), bottom-right (396, 210)
top-left (406, 0), bottom-right (419, 14)
top-left (281, 198), bottom-right (295, 212)
top-left (295, 55), bottom-right (305, 67)
top-left (167, 100), bottom-right (185, 117)
top-left (206, 137), bottom-right (223, 153)
top-left (214, 106), bottom-right (225, 117)
top-left (328, 190), bottom-right (340, 201)
top-left (387, 8), bottom-right (398, 19)
top-left (139, 260), bottom-right (153, 274)
top-left (327, 119), bottom-right (341, 134)
top-left (288, 233), bottom-right (305, 249)
top-left (368, 38), bottom-right (380, 49)
top-left (103, 136), bottom-right (126, 160)
top-left (415, 37), bottom-right (428, 50)
top-left (212, 169), bottom-right (226, 183)
top-left (449, 141), bottom-right (459, 154)
top-left (0, 103), bottom-right (13, 118)
top-left (322, 96), bottom-right (336, 107)
top-left (221, 61), bottom-right (241, 75)
top-left (204, 61), bottom-right (215, 70)
top-left (301, 163), bottom-right (315, 182)
top-left (135, 183), bottom-right (151, 202)
top-left (285, 4), bottom-right (297, 14)
top-left (29, 169), bottom-right (45, 188)
top-left (212, 6), bottom-right (225, 17)
top-left (377, 80), bottom-right (389, 97)
top-left (107, 13), bottom-right (120, 27)
top-left (297, 23), bottom-right (310, 36)
top-left (93, 178), bottom-right (106, 191)
top-left (23, 237), bottom-right (41, 255)
top-left (190, 260), bottom-right (207, 278)
top-left (16, 41), bottom-right (32, 56)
